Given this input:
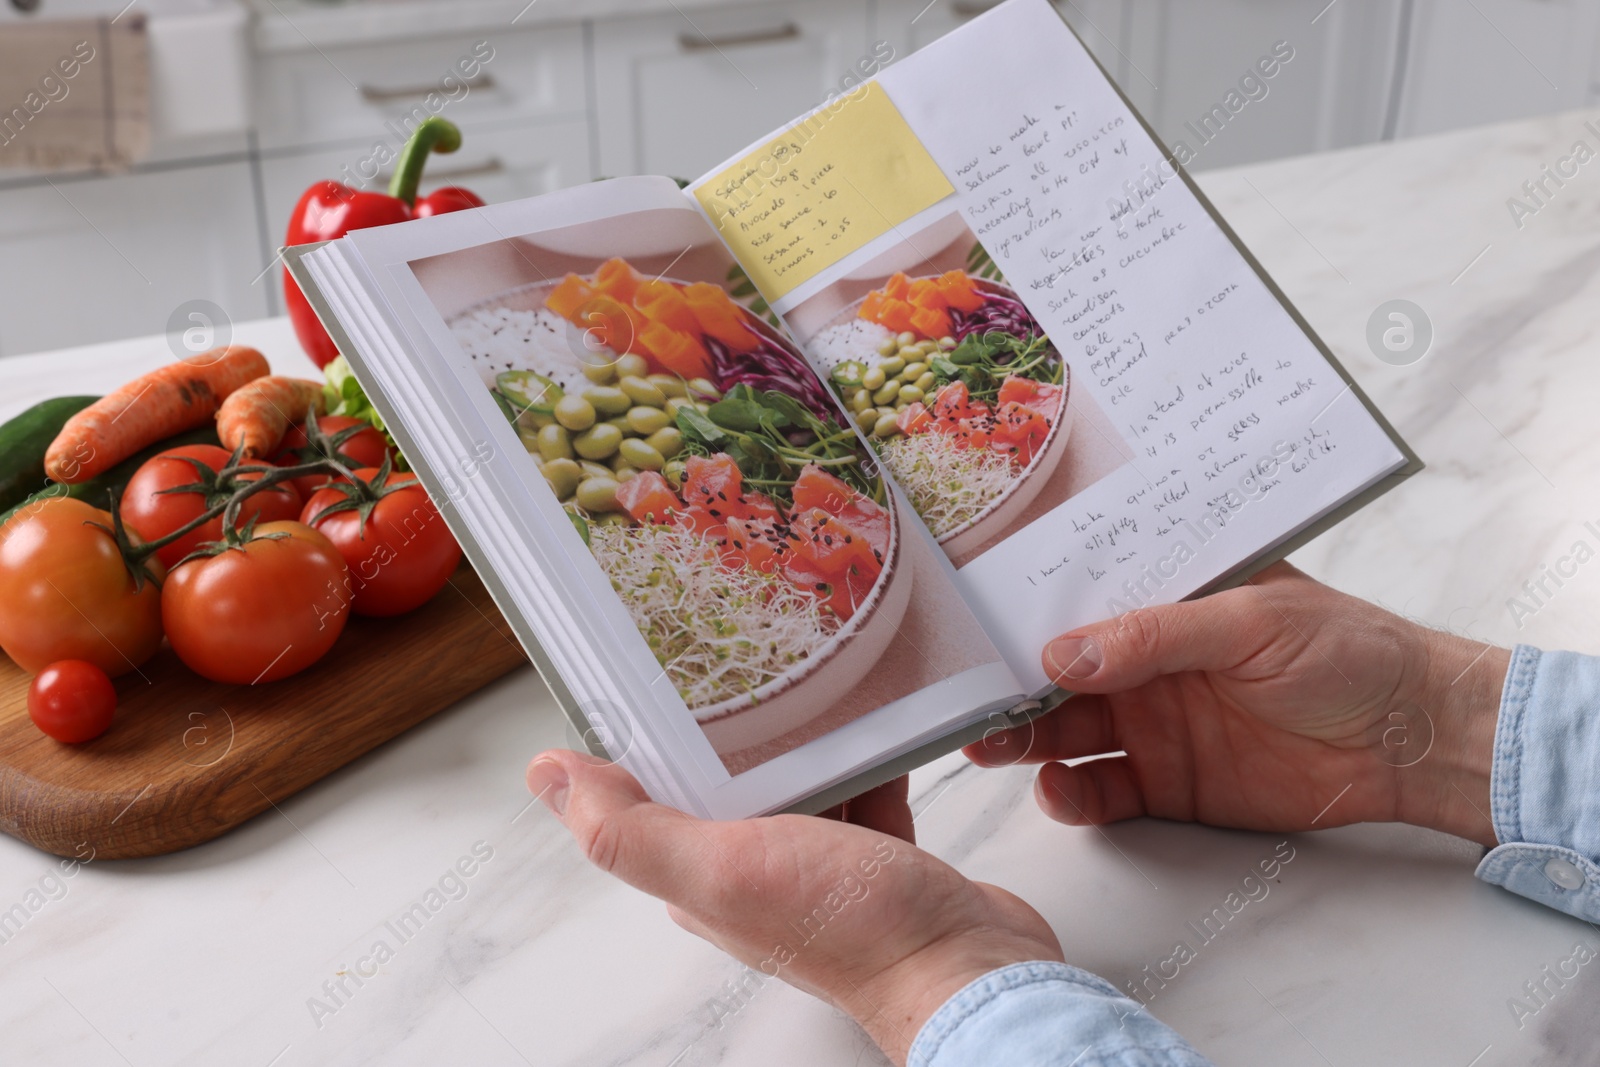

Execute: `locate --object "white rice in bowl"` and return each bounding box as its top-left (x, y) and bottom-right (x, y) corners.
top-left (451, 306), bottom-right (609, 395)
top-left (805, 318), bottom-right (896, 375)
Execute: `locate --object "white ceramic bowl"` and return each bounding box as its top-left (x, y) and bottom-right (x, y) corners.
top-left (817, 276), bottom-right (1074, 559)
top-left (450, 277), bottom-right (913, 751)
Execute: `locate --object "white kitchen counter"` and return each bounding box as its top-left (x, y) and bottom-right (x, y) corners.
top-left (4, 109), bottom-right (1600, 1066)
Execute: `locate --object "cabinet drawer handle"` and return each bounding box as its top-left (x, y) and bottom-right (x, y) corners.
top-left (678, 22), bottom-right (799, 52)
top-left (376, 157), bottom-right (506, 184)
top-left (359, 74), bottom-right (495, 103)
top-left (951, 1), bottom-right (1001, 16)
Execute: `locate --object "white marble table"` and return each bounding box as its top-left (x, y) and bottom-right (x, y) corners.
top-left (5, 109), bottom-right (1600, 1067)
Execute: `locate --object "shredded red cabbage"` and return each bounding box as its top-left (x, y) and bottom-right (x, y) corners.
top-left (950, 288), bottom-right (1047, 347)
top-left (706, 334), bottom-right (838, 424)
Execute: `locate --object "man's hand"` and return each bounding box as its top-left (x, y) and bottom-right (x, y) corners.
top-left (969, 562), bottom-right (1508, 845)
top-left (526, 754), bottom-right (1064, 1066)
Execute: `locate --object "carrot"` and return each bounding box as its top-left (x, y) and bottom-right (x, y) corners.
top-left (44, 346), bottom-right (269, 484)
top-left (217, 376), bottom-right (326, 458)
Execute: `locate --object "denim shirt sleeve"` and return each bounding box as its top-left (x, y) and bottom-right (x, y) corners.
top-left (908, 962), bottom-right (1215, 1067)
top-left (1476, 644), bottom-right (1600, 921)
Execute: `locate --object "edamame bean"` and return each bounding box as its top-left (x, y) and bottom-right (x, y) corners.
top-left (687, 377), bottom-right (721, 400)
top-left (856, 408), bottom-right (880, 432)
top-left (541, 458), bottom-right (581, 499)
top-left (898, 385), bottom-right (924, 404)
top-left (616, 353), bottom-right (650, 378)
top-left (878, 356), bottom-right (906, 377)
top-left (902, 362), bottom-right (928, 381)
top-left (578, 460), bottom-right (614, 480)
top-left (553, 395), bottom-right (596, 432)
top-left (877, 337), bottom-right (899, 357)
top-left (574, 423), bottom-right (623, 460)
top-left (850, 388), bottom-right (872, 413)
top-left (663, 459), bottom-right (687, 487)
top-left (619, 376), bottom-right (667, 408)
top-left (939, 336), bottom-right (958, 350)
top-left (897, 332), bottom-right (917, 347)
top-left (862, 366), bottom-right (887, 391)
top-left (646, 427), bottom-right (684, 459)
top-left (575, 476), bottom-right (621, 512)
top-left (647, 374), bottom-right (689, 399)
top-left (537, 424), bottom-right (574, 461)
top-left (581, 360), bottom-right (617, 384)
top-left (613, 467), bottom-right (639, 483)
top-left (626, 406), bottom-right (672, 435)
top-left (582, 386), bottom-right (631, 416)
top-left (619, 438), bottom-right (666, 471)
top-left (873, 413), bottom-right (903, 438)
top-left (665, 396), bottom-right (697, 419)
top-left (873, 382), bottom-right (901, 407)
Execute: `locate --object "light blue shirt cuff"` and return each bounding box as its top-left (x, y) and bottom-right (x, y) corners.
top-left (1476, 644), bottom-right (1600, 921)
top-left (909, 961), bottom-right (1214, 1066)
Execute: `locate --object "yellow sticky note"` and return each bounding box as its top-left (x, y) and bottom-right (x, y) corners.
top-left (695, 84), bottom-right (954, 301)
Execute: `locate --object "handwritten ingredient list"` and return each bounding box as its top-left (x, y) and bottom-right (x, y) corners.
top-left (692, 84), bottom-right (953, 302)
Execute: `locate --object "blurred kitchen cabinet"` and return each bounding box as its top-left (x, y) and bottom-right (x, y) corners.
top-left (1115, 0), bottom-right (1399, 170)
top-left (873, 0), bottom-right (1125, 76)
top-left (591, 1), bottom-right (873, 179)
top-left (252, 26), bottom-right (588, 151)
top-left (1394, 0), bottom-right (1600, 138)
top-left (0, 161), bottom-right (268, 359)
top-left (260, 118), bottom-right (591, 314)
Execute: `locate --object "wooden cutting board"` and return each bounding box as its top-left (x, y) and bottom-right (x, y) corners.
top-left (0, 565), bottom-right (529, 860)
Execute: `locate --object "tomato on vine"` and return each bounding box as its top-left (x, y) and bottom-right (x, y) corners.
top-left (272, 415), bottom-right (391, 500)
top-left (161, 520), bottom-right (351, 685)
top-left (301, 461), bottom-right (461, 617)
top-left (122, 444), bottom-right (302, 570)
top-left (0, 498), bottom-right (164, 677)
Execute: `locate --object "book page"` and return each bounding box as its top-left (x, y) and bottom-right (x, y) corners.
top-left (688, 0), bottom-right (1409, 694)
top-left (328, 177), bottom-right (1022, 819)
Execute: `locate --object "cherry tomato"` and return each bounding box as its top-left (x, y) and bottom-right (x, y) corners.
top-left (0, 498), bottom-right (164, 677)
top-left (272, 416), bottom-right (391, 500)
top-left (28, 660), bottom-right (117, 743)
top-left (122, 444), bottom-right (302, 570)
top-left (302, 467), bottom-right (461, 617)
top-left (161, 521), bottom-right (351, 685)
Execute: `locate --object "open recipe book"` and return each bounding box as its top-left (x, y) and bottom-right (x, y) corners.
top-left (287, 0), bottom-right (1418, 820)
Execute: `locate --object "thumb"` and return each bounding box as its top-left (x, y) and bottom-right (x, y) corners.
top-left (526, 749), bottom-right (732, 903)
top-left (1041, 594), bottom-right (1258, 692)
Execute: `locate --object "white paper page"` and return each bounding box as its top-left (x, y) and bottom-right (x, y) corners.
top-left (331, 180), bottom-right (1024, 819)
top-left (854, 0), bottom-right (1408, 691)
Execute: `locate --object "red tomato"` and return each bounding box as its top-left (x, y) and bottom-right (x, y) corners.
top-left (161, 521), bottom-right (350, 684)
top-left (28, 661), bottom-right (116, 743)
top-left (122, 444), bottom-right (303, 570)
top-left (301, 467), bottom-right (461, 617)
top-left (0, 498), bottom-right (164, 677)
top-left (272, 416), bottom-right (391, 500)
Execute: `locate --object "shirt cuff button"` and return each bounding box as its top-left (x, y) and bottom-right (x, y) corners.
top-left (1544, 858), bottom-right (1586, 891)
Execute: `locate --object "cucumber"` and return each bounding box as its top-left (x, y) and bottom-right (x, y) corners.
top-left (0, 396), bottom-right (99, 513)
top-left (0, 423), bottom-right (221, 529)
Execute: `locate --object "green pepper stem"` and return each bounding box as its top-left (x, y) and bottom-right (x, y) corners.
top-left (387, 117), bottom-right (464, 208)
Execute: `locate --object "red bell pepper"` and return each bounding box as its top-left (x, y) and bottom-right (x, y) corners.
top-left (283, 116), bottom-right (487, 368)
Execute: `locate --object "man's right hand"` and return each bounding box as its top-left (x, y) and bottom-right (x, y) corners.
top-left (967, 562), bottom-right (1509, 846)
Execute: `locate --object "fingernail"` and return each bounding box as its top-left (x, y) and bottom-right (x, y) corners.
top-left (527, 758), bottom-right (569, 816)
top-left (1047, 636), bottom-right (1102, 680)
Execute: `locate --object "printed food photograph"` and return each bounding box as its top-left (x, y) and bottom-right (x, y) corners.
top-left (409, 207), bottom-right (1004, 773)
top-left (787, 210), bottom-right (1134, 568)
